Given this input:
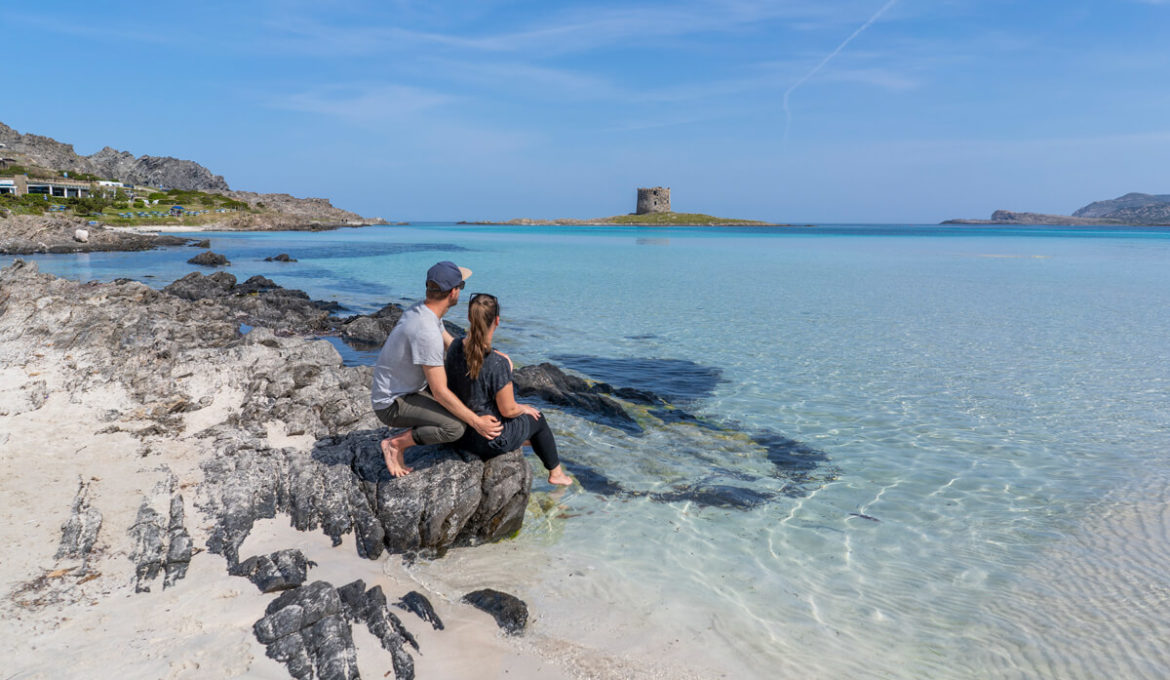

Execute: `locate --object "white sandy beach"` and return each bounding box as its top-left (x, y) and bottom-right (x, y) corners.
top-left (107, 224), bottom-right (225, 234)
top-left (0, 350), bottom-right (587, 679)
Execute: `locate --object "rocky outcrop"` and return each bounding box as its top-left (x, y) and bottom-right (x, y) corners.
top-left (128, 471), bottom-right (192, 592)
top-left (187, 250), bottom-right (230, 266)
top-left (0, 214), bottom-right (193, 254)
top-left (162, 271), bottom-right (339, 335)
top-left (89, 146), bottom-right (229, 192)
top-left (55, 479), bottom-right (103, 568)
top-left (200, 428), bottom-right (532, 566)
top-left (224, 191), bottom-right (380, 228)
top-left (337, 580), bottom-right (417, 679)
top-left (232, 549), bottom-right (315, 593)
top-left (254, 579), bottom-right (419, 680)
top-left (253, 581), bottom-right (361, 680)
top-left (339, 303), bottom-right (403, 348)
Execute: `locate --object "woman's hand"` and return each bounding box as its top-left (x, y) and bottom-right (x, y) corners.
top-left (520, 403), bottom-right (542, 420)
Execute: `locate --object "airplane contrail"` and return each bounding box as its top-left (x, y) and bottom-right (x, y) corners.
top-left (782, 0), bottom-right (900, 144)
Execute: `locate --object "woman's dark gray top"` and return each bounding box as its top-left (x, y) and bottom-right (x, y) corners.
top-left (445, 337), bottom-right (540, 455)
top-left (445, 337), bottom-right (511, 421)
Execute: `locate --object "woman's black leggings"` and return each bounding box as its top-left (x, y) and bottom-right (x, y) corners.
top-left (516, 414), bottom-right (560, 471)
top-left (467, 413), bottom-right (560, 471)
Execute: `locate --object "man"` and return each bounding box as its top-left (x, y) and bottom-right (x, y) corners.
top-left (371, 261), bottom-right (503, 476)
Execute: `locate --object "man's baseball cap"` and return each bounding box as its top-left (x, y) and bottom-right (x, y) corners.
top-left (426, 261), bottom-right (472, 292)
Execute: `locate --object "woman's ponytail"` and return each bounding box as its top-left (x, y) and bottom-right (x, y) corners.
top-left (465, 294), bottom-right (499, 380)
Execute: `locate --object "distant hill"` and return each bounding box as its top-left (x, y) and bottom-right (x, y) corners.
top-left (943, 192), bottom-right (1170, 226)
top-left (0, 122), bottom-right (228, 192)
top-left (1072, 192), bottom-right (1170, 222)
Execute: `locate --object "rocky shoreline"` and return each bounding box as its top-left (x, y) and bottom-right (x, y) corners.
top-left (0, 214), bottom-right (195, 254)
top-left (0, 260), bottom-right (568, 679)
top-left (0, 252), bottom-right (828, 678)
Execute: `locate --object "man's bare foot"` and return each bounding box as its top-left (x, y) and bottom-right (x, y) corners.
top-left (547, 465), bottom-right (573, 486)
top-left (381, 437), bottom-right (413, 477)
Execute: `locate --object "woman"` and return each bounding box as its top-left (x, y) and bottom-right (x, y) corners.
top-left (445, 293), bottom-right (573, 486)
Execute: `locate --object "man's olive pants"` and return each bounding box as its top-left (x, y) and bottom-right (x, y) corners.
top-left (374, 388), bottom-right (465, 445)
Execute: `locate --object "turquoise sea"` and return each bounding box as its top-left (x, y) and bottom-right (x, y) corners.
top-left (23, 224), bottom-right (1170, 678)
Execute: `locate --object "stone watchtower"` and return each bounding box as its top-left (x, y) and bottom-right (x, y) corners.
top-left (636, 187), bottom-right (671, 215)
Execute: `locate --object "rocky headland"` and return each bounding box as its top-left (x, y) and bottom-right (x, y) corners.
top-left (0, 122), bottom-right (385, 253)
top-left (942, 193), bottom-right (1170, 226)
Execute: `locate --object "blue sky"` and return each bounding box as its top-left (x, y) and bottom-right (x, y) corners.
top-left (4, 0), bottom-right (1169, 222)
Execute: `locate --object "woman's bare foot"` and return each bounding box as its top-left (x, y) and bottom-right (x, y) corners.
top-left (547, 465), bottom-right (573, 486)
top-left (381, 437), bottom-right (413, 477)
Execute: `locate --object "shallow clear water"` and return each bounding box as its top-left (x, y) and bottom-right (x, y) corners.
top-left (21, 224), bottom-right (1170, 678)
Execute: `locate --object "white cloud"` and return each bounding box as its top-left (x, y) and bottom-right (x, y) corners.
top-left (275, 84), bottom-right (453, 123)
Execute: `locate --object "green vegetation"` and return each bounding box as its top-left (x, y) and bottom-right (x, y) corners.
top-left (0, 164), bottom-right (55, 179)
top-left (0, 193), bottom-right (55, 215)
top-left (605, 212), bottom-right (773, 226)
top-left (1, 186), bottom-right (253, 225)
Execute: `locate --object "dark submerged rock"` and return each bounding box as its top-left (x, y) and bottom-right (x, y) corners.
top-left (396, 591), bottom-right (444, 631)
top-left (462, 588), bottom-right (528, 635)
top-left (550, 354), bottom-right (723, 406)
top-left (231, 548), bottom-right (315, 593)
top-left (512, 363), bottom-right (641, 433)
top-left (191, 239), bottom-right (211, 248)
top-left (187, 250), bottom-right (230, 267)
top-left (265, 253), bottom-right (298, 262)
top-left (650, 484), bottom-right (773, 509)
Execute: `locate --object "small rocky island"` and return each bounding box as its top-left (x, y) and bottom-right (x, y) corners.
top-left (467, 187), bottom-right (781, 226)
top-left (942, 192), bottom-right (1170, 226)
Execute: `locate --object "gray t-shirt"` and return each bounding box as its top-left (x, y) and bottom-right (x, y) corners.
top-left (370, 302), bottom-right (446, 408)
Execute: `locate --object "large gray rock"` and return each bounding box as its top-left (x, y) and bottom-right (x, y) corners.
top-left (200, 428), bottom-right (532, 567)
